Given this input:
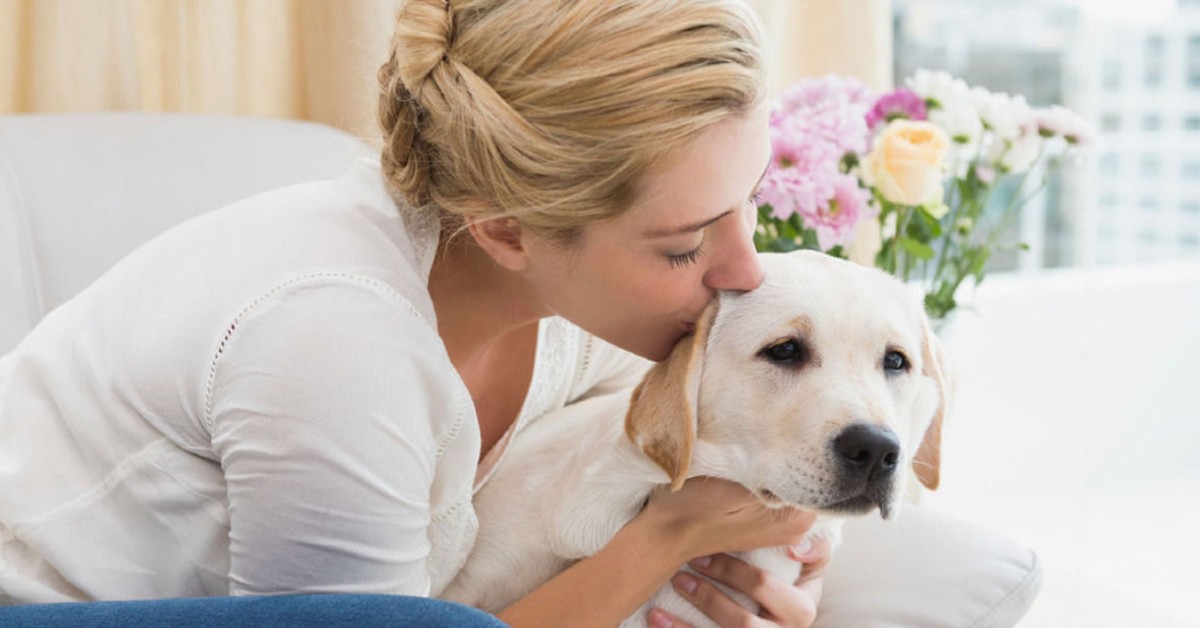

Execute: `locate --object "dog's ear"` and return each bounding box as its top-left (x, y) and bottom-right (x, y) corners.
top-left (913, 315), bottom-right (953, 490)
top-left (624, 300), bottom-right (717, 492)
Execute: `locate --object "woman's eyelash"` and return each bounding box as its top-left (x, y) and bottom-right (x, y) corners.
top-left (749, 189), bottom-right (764, 204)
top-left (668, 246), bottom-right (706, 269)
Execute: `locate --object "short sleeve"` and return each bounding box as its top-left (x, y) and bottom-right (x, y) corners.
top-left (206, 274), bottom-right (461, 597)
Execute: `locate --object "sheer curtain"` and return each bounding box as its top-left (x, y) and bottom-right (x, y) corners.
top-left (1, 0), bottom-right (890, 140)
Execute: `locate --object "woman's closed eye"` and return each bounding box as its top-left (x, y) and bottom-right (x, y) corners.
top-left (667, 245), bottom-right (706, 269)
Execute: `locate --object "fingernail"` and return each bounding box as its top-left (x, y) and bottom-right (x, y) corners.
top-left (689, 555), bottom-right (712, 569)
top-left (648, 609), bottom-right (674, 628)
top-left (673, 573), bottom-right (698, 594)
top-left (789, 538), bottom-right (813, 559)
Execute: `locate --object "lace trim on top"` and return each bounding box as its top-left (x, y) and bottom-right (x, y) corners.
top-left (472, 316), bottom-right (581, 491)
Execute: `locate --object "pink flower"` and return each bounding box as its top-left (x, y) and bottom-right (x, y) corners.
top-left (774, 75), bottom-right (875, 156)
top-left (759, 134), bottom-right (839, 222)
top-left (779, 74), bottom-right (877, 112)
top-left (759, 74), bottom-right (879, 252)
top-left (802, 174), bottom-right (875, 250)
top-left (866, 88), bottom-right (928, 129)
top-left (773, 100), bottom-right (871, 157)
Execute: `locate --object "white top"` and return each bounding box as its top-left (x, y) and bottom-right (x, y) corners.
top-left (0, 158), bottom-right (649, 604)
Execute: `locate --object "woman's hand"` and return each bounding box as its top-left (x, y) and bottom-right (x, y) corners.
top-left (637, 477), bottom-right (831, 627)
top-left (647, 536), bottom-right (832, 628)
top-left (640, 477), bottom-right (816, 560)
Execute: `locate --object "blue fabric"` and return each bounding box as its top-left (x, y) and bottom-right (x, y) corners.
top-left (0, 594), bottom-right (508, 627)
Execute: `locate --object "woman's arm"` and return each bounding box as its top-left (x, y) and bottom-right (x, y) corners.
top-left (499, 478), bottom-right (818, 628)
top-left (208, 277), bottom-right (459, 596)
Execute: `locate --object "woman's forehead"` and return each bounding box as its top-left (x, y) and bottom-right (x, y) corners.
top-left (619, 109), bottom-right (772, 235)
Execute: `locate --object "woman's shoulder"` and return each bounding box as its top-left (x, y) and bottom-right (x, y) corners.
top-left (77, 158), bottom-right (443, 340)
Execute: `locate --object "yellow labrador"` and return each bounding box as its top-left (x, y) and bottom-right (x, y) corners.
top-left (440, 250), bottom-right (950, 626)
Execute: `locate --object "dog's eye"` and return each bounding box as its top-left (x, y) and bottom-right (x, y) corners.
top-left (761, 339), bottom-right (808, 365)
top-left (883, 350), bottom-right (909, 372)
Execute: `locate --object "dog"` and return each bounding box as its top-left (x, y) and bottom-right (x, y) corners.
top-left (439, 250), bottom-right (951, 626)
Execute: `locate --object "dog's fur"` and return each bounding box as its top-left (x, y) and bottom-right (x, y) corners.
top-left (440, 251), bottom-right (951, 626)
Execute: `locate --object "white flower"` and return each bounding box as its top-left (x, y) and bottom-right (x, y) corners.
top-left (930, 104), bottom-right (984, 147)
top-left (985, 132), bottom-right (1043, 174)
top-left (979, 92), bottom-right (1035, 141)
top-left (1002, 133), bottom-right (1043, 173)
top-left (1036, 105), bottom-right (1095, 146)
top-left (929, 105), bottom-right (984, 179)
top-left (945, 145), bottom-right (975, 180)
top-left (907, 69), bottom-right (971, 112)
top-left (967, 86), bottom-right (993, 113)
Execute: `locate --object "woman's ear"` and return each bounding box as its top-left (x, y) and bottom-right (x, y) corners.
top-left (466, 216), bottom-right (529, 271)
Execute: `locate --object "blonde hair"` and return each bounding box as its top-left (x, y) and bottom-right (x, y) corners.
top-left (378, 0), bottom-right (765, 243)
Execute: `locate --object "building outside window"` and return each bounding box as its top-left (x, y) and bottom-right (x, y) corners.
top-left (1145, 34), bottom-right (1165, 88)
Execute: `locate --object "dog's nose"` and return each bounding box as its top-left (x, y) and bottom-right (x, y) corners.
top-left (834, 424), bottom-right (901, 481)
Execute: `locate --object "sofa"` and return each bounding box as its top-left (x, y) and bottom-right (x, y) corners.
top-left (0, 112), bottom-right (1042, 625)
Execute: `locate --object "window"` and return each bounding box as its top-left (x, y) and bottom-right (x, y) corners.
top-left (1184, 201), bottom-right (1200, 213)
top-left (1099, 153), bottom-right (1119, 176)
top-left (1189, 36), bottom-right (1200, 88)
top-left (1187, 115), bottom-right (1200, 131)
top-left (1145, 66), bottom-right (1164, 88)
top-left (1140, 156), bottom-right (1161, 177)
top-left (1143, 114), bottom-right (1162, 131)
top-left (1140, 197), bottom-right (1161, 211)
top-left (1183, 160), bottom-right (1200, 179)
top-left (1103, 62), bottom-right (1121, 90)
top-left (1101, 113), bottom-right (1121, 132)
top-left (1145, 35), bottom-right (1165, 88)
top-left (1145, 35), bottom-right (1165, 56)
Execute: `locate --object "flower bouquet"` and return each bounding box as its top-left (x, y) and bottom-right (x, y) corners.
top-left (754, 70), bottom-right (1092, 321)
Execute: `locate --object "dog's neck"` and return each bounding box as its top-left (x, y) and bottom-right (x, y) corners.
top-left (544, 430), bottom-right (672, 558)
top-left (545, 429), bottom-right (740, 559)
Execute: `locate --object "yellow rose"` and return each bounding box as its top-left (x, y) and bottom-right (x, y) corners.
top-left (865, 120), bottom-right (950, 207)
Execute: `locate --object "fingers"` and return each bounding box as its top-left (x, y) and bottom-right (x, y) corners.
top-left (687, 553), bottom-right (787, 610)
top-left (688, 554), bottom-right (819, 626)
top-left (790, 535), bottom-right (832, 584)
top-left (666, 569), bottom-right (773, 628)
top-left (646, 608), bottom-right (693, 628)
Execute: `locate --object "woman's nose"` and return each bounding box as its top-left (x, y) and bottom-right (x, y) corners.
top-left (703, 217), bottom-right (764, 292)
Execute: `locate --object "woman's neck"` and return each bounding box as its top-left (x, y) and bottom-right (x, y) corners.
top-left (427, 234), bottom-right (547, 376)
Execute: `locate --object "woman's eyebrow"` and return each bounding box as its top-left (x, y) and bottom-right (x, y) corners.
top-left (641, 162), bottom-right (770, 238)
top-left (642, 210), bottom-right (733, 238)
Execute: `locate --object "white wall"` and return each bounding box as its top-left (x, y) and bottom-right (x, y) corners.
top-left (925, 260), bottom-right (1200, 627)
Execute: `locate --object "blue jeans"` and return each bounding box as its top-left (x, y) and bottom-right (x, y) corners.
top-left (0, 594), bottom-right (507, 627)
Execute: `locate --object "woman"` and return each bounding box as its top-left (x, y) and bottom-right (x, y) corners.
top-left (0, 0), bottom-right (828, 625)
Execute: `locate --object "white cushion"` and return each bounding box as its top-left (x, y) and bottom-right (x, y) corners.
top-left (0, 112), bottom-right (371, 352)
top-left (817, 505), bottom-right (1042, 627)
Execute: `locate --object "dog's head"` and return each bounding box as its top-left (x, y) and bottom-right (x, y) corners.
top-left (625, 250), bottom-right (950, 519)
